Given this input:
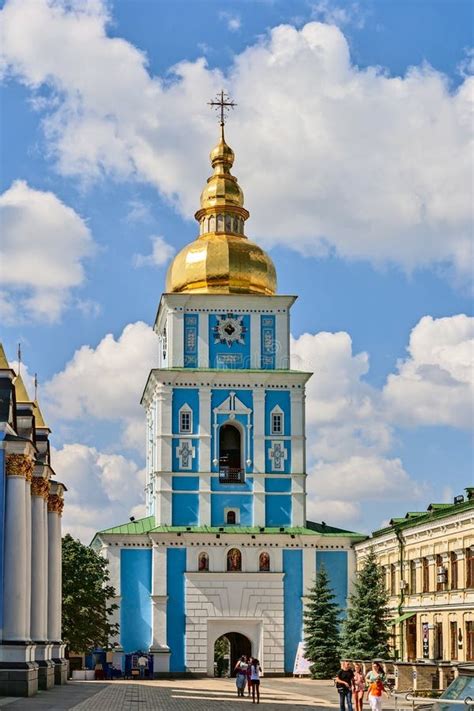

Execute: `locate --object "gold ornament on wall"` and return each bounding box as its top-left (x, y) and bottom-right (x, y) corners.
top-left (47, 494), bottom-right (64, 516)
top-left (6, 453), bottom-right (34, 481)
top-left (31, 477), bottom-right (50, 500)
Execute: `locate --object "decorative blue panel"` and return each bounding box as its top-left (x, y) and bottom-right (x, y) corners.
top-left (172, 389), bottom-right (199, 435)
top-left (265, 477), bottom-right (292, 493)
top-left (172, 438), bottom-right (199, 473)
top-left (261, 315), bottom-right (276, 369)
top-left (167, 548), bottom-right (186, 672)
top-left (265, 494), bottom-right (292, 526)
top-left (120, 549), bottom-right (152, 653)
top-left (184, 313), bottom-right (198, 368)
top-left (172, 476), bottom-right (200, 491)
top-left (211, 476), bottom-right (254, 492)
top-left (210, 493), bottom-right (253, 526)
top-left (265, 440), bottom-right (291, 474)
top-left (172, 493), bottom-right (199, 525)
top-left (283, 549), bottom-right (303, 673)
top-left (316, 551), bottom-right (348, 609)
top-left (209, 313), bottom-right (251, 369)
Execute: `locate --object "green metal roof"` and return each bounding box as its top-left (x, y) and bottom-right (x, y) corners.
top-left (390, 612), bottom-right (416, 626)
top-left (373, 498), bottom-right (474, 537)
top-left (96, 517), bottom-right (364, 539)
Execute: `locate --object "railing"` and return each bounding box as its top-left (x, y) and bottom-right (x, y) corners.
top-left (392, 691), bottom-right (474, 711)
top-left (218, 467), bottom-right (245, 484)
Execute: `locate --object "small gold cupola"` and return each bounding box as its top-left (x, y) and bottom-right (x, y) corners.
top-left (166, 92), bottom-right (276, 296)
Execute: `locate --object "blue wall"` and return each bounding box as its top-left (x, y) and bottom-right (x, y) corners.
top-left (167, 548), bottom-right (186, 672)
top-left (172, 493), bottom-right (199, 525)
top-left (172, 476), bottom-right (199, 491)
top-left (316, 551), bottom-right (348, 609)
top-left (265, 477), bottom-right (291, 492)
top-left (265, 494), bottom-right (292, 526)
top-left (210, 476), bottom-right (253, 492)
top-left (209, 313), bottom-right (251, 368)
top-left (283, 549), bottom-right (303, 673)
top-left (211, 493), bottom-right (253, 526)
top-left (120, 549), bottom-right (152, 653)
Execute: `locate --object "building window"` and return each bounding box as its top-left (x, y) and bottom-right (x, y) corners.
top-left (422, 557), bottom-right (430, 593)
top-left (436, 554), bottom-right (445, 592)
top-left (410, 560), bottom-right (417, 594)
top-left (198, 552), bottom-right (209, 572)
top-left (450, 552), bottom-right (458, 590)
top-left (271, 407), bottom-right (284, 435)
top-left (227, 548), bottom-right (241, 572)
top-left (390, 564), bottom-right (396, 596)
top-left (259, 552), bottom-right (270, 572)
top-left (226, 510), bottom-right (236, 525)
top-left (179, 407), bottom-right (192, 434)
top-left (450, 621), bottom-right (458, 661)
top-left (466, 548), bottom-right (474, 588)
top-left (467, 621), bottom-right (474, 661)
top-left (435, 621), bottom-right (444, 660)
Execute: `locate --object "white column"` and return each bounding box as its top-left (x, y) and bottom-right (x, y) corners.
top-left (151, 545), bottom-right (170, 672)
top-left (30, 478), bottom-right (49, 642)
top-left (3, 454), bottom-right (30, 642)
top-left (24, 477), bottom-right (32, 641)
top-left (250, 313), bottom-right (261, 368)
top-left (47, 484), bottom-right (64, 646)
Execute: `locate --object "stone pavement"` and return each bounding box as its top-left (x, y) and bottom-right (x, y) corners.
top-left (0, 678), bottom-right (401, 710)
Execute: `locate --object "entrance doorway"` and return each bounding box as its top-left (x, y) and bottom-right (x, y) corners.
top-left (214, 632), bottom-right (251, 677)
top-left (406, 617), bottom-right (417, 661)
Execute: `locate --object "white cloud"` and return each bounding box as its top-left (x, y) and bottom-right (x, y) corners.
top-left (311, 1), bottom-right (365, 29)
top-left (125, 198), bottom-right (152, 224)
top-left (219, 11), bottom-right (241, 32)
top-left (52, 443), bottom-right (145, 542)
top-left (133, 235), bottom-right (175, 268)
top-left (0, 180), bottom-right (94, 323)
top-left (44, 321), bottom-right (157, 450)
top-left (1, 1), bottom-right (472, 282)
top-left (383, 314), bottom-right (474, 428)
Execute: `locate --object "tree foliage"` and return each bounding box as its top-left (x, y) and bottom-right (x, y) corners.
top-left (340, 548), bottom-right (391, 659)
top-left (304, 564), bottom-right (341, 678)
top-left (62, 534), bottom-right (119, 652)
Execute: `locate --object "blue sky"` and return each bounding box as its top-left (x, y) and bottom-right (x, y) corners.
top-left (0, 0), bottom-right (472, 541)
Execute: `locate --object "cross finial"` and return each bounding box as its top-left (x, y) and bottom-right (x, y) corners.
top-left (34, 372), bottom-right (38, 400)
top-left (17, 342), bottom-right (21, 376)
top-left (208, 90), bottom-right (236, 128)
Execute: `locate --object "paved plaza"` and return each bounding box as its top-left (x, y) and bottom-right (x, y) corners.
top-left (0, 678), bottom-right (403, 711)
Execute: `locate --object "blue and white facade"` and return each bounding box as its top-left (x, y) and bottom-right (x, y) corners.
top-left (93, 128), bottom-right (364, 676)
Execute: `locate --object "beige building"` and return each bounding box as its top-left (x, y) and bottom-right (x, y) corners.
top-left (354, 489), bottom-right (474, 664)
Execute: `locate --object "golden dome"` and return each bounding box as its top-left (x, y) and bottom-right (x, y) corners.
top-left (166, 126), bottom-right (276, 295)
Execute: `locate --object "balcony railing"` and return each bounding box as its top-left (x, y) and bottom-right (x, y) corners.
top-left (219, 467), bottom-right (245, 484)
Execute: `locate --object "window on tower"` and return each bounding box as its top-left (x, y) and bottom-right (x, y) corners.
top-left (179, 407), bottom-right (192, 434)
top-left (226, 510), bottom-right (236, 525)
top-left (271, 408), bottom-right (284, 435)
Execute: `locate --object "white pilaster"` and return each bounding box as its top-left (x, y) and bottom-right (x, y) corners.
top-left (170, 310), bottom-right (184, 367)
top-left (253, 389), bottom-right (265, 474)
top-left (199, 387), bottom-right (211, 472)
top-left (290, 390), bottom-right (305, 473)
top-left (3, 462), bottom-right (28, 642)
top-left (24, 478), bottom-right (32, 641)
top-left (276, 311), bottom-right (290, 369)
top-left (253, 477), bottom-right (265, 527)
top-left (30, 479), bottom-right (49, 642)
top-left (151, 545), bottom-right (170, 671)
top-left (198, 312), bottom-right (209, 367)
top-left (302, 546), bottom-right (315, 598)
top-left (47, 485), bottom-right (64, 645)
top-left (199, 475), bottom-right (211, 525)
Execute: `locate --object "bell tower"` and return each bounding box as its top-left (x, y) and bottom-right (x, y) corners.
top-left (142, 93), bottom-right (311, 530)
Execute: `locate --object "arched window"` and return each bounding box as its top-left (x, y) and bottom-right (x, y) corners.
top-left (217, 214), bottom-right (225, 232)
top-left (259, 552), bottom-right (270, 572)
top-left (209, 215), bottom-right (216, 232)
top-left (225, 214), bottom-right (232, 232)
top-left (219, 424), bottom-right (242, 483)
top-left (226, 510), bottom-right (236, 525)
top-left (227, 548), bottom-right (241, 572)
top-left (233, 216), bottom-right (239, 234)
top-left (198, 552), bottom-right (209, 572)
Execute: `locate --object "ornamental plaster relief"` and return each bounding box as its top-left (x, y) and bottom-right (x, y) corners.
top-left (6, 453), bottom-right (34, 481)
top-left (47, 494), bottom-right (64, 516)
top-left (31, 477), bottom-right (50, 499)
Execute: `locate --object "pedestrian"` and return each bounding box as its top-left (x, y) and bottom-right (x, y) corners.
top-left (249, 658), bottom-right (262, 704)
top-left (335, 660), bottom-right (355, 711)
top-left (246, 657), bottom-right (253, 697)
top-left (366, 662), bottom-right (388, 711)
top-left (234, 655), bottom-right (248, 697)
top-left (137, 654), bottom-right (147, 680)
top-left (353, 663), bottom-right (366, 711)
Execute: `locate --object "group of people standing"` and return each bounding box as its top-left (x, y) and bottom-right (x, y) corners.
top-left (234, 656), bottom-right (262, 704)
top-left (336, 661), bottom-right (388, 711)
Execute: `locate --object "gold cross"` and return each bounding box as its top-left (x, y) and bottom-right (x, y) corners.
top-left (208, 90), bottom-right (236, 126)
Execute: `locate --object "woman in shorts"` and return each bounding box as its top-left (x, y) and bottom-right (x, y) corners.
top-left (353, 663), bottom-right (366, 711)
top-left (249, 658), bottom-right (262, 704)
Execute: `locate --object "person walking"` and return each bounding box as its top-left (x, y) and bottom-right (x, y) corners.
top-left (246, 657), bottom-right (253, 697)
top-left (249, 658), bottom-right (262, 704)
top-left (234, 655), bottom-right (248, 697)
top-left (353, 663), bottom-right (366, 711)
top-left (335, 660), bottom-right (355, 711)
top-left (366, 662), bottom-right (388, 711)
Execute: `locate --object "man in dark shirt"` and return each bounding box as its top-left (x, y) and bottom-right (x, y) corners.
top-left (335, 660), bottom-right (355, 711)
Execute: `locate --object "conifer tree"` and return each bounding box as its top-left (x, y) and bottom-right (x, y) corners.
top-left (340, 548), bottom-right (391, 659)
top-left (303, 564), bottom-right (341, 678)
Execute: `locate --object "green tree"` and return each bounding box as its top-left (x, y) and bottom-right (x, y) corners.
top-left (340, 548), bottom-right (391, 659)
top-left (62, 534), bottom-right (119, 653)
top-left (304, 564), bottom-right (341, 678)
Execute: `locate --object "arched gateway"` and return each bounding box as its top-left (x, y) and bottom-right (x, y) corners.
top-left (214, 633), bottom-right (251, 677)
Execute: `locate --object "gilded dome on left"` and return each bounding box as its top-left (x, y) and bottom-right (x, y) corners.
top-left (166, 126), bottom-right (276, 296)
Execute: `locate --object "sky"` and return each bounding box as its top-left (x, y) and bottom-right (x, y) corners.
top-left (0, 0), bottom-right (473, 542)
